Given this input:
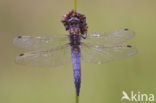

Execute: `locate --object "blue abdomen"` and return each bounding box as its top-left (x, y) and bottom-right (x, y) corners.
top-left (71, 48), bottom-right (81, 96)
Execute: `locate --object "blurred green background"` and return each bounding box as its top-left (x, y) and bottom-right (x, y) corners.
top-left (0, 0), bottom-right (156, 103)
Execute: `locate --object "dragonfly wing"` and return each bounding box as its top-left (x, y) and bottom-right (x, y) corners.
top-left (81, 43), bottom-right (136, 64)
top-left (13, 34), bottom-right (68, 50)
top-left (83, 28), bottom-right (135, 45)
top-left (15, 44), bottom-right (72, 67)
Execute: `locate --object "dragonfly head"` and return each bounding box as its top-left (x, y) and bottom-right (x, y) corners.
top-left (61, 10), bottom-right (88, 35)
top-left (68, 17), bottom-right (80, 28)
top-left (68, 17), bottom-right (81, 34)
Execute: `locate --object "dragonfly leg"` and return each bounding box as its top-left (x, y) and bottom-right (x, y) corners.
top-left (81, 34), bottom-right (87, 39)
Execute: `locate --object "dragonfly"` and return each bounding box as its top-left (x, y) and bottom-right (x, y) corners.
top-left (13, 10), bottom-right (136, 96)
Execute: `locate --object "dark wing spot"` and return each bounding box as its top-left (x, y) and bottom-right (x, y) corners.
top-left (124, 28), bottom-right (128, 31)
top-left (127, 45), bottom-right (132, 48)
top-left (19, 53), bottom-right (24, 56)
top-left (18, 36), bottom-right (22, 39)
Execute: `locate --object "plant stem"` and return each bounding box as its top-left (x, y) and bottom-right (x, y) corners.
top-left (74, 0), bottom-right (77, 11)
top-left (76, 92), bottom-right (79, 103)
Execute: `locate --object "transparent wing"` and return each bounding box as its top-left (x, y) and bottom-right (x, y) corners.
top-left (81, 43), bottom-right (136, 64)
top-left (15, 44), bottom-right (72, 67)
top-left (83, 28), bottom-right (135, 45)
top-left (13, 34), bottom-right (69, 50)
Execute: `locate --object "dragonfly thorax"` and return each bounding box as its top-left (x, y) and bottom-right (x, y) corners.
top-left (69, 34), bottom-right (81, 48)
top-left (67, 16), bottom-right (82, 49)
top-left (69, 27), bottom-right (80, 35)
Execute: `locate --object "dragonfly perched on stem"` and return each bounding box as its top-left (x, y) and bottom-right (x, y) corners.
top-left (13, 10), bottom-right (136, 96)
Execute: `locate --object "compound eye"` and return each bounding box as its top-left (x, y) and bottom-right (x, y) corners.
top-left (71, 22), bottom-right (74, 25)
top-left (70, 21), bottom-right (79, 26)
top-left (71, 22), bottom-right (77, 26)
